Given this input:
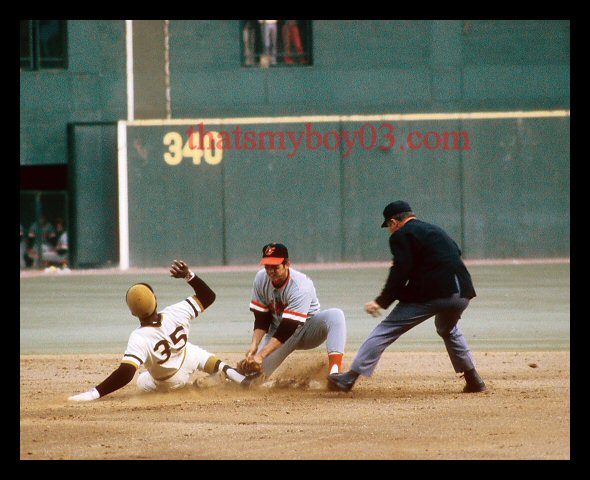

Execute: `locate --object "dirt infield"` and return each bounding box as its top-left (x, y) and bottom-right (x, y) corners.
top-left (20, 350), bottom-right (569, 460)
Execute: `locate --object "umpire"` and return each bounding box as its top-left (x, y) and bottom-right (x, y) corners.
top-left (328, 200), bottom-right (486, 393)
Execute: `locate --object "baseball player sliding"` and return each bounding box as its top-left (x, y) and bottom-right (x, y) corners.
top-left (237, 243), bottom-right (347, 385)
top-left (68, 260), bottom-right (252, 401)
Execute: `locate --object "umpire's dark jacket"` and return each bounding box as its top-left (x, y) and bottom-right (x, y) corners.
top-left (375, 219), bottom-right (476, 308)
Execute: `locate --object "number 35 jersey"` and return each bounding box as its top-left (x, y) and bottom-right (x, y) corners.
top-left (121, 295), bottom-right (203, 380)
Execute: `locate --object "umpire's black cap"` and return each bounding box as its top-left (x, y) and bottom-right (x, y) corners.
top-left (381, 201), bottom-right (412, 227)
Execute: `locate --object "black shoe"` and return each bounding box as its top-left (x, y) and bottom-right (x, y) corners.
top-left (462, 368), bottom-right (486, 393)
top-left (327, 371), bottom-right (358, 392)
top-left (463, 381), bottom-right (486, 393)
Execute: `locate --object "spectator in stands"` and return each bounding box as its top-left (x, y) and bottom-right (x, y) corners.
top-left (24, 226), bottom-right (39, 268)
top-left (42, 217), bottom-right (69, 269)
top-left (282, 20), bottom-right (307, 64)
top-left (29, 214), bottom-right (56, 266)
top-left (243, 20), bottom-right (257, 66)
top-left (258, 20), bottom-right (278, 65)
top-left (20, 224), bottom-right (26, 269)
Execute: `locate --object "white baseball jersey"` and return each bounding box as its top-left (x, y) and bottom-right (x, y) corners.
top-left (249, 268), bottom-right (320, 331)
top-left (121, 295), bottom-right (203, 381)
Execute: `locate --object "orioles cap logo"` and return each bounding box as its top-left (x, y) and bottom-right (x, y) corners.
top-left (265, 245), bottom-right (277, 256)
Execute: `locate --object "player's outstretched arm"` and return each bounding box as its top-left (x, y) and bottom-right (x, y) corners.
top-left (169, 259), bottom-right (216, 310)
top-left (68, 363), bottom-right (137, 402)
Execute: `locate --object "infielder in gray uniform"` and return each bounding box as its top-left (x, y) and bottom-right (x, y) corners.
top-left (240, 243), bottom-right (347, 383)
top-left (328, 201), bottom-right (486, 394)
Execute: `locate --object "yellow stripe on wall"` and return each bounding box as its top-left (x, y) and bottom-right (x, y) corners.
top-left (126, 109), bottom-right (570, 127)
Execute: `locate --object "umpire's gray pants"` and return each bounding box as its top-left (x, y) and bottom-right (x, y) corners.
top-left (259, 308), bottom-right (347, 378)
top-left (350, 294), bottom-right (475, 377)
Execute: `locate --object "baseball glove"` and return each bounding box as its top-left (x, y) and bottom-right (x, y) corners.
top-left (236, 358), bottom-right (263, 376)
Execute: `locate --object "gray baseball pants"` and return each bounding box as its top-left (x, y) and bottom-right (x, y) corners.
top-left (259, 308), bottom-right (347, 377)
top-left (350, 293), bottom-right (475, 377)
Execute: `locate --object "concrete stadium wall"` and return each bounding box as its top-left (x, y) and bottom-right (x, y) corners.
top-left (20, 20), bottom-right (570, 266)
top-left (20, 21), bottom-right (126, 166)
top-left (20, 20), bottom-right (570, 166)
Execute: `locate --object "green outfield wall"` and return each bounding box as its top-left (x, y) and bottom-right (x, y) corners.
top-left (120, 114), bottom-right (569, 267)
